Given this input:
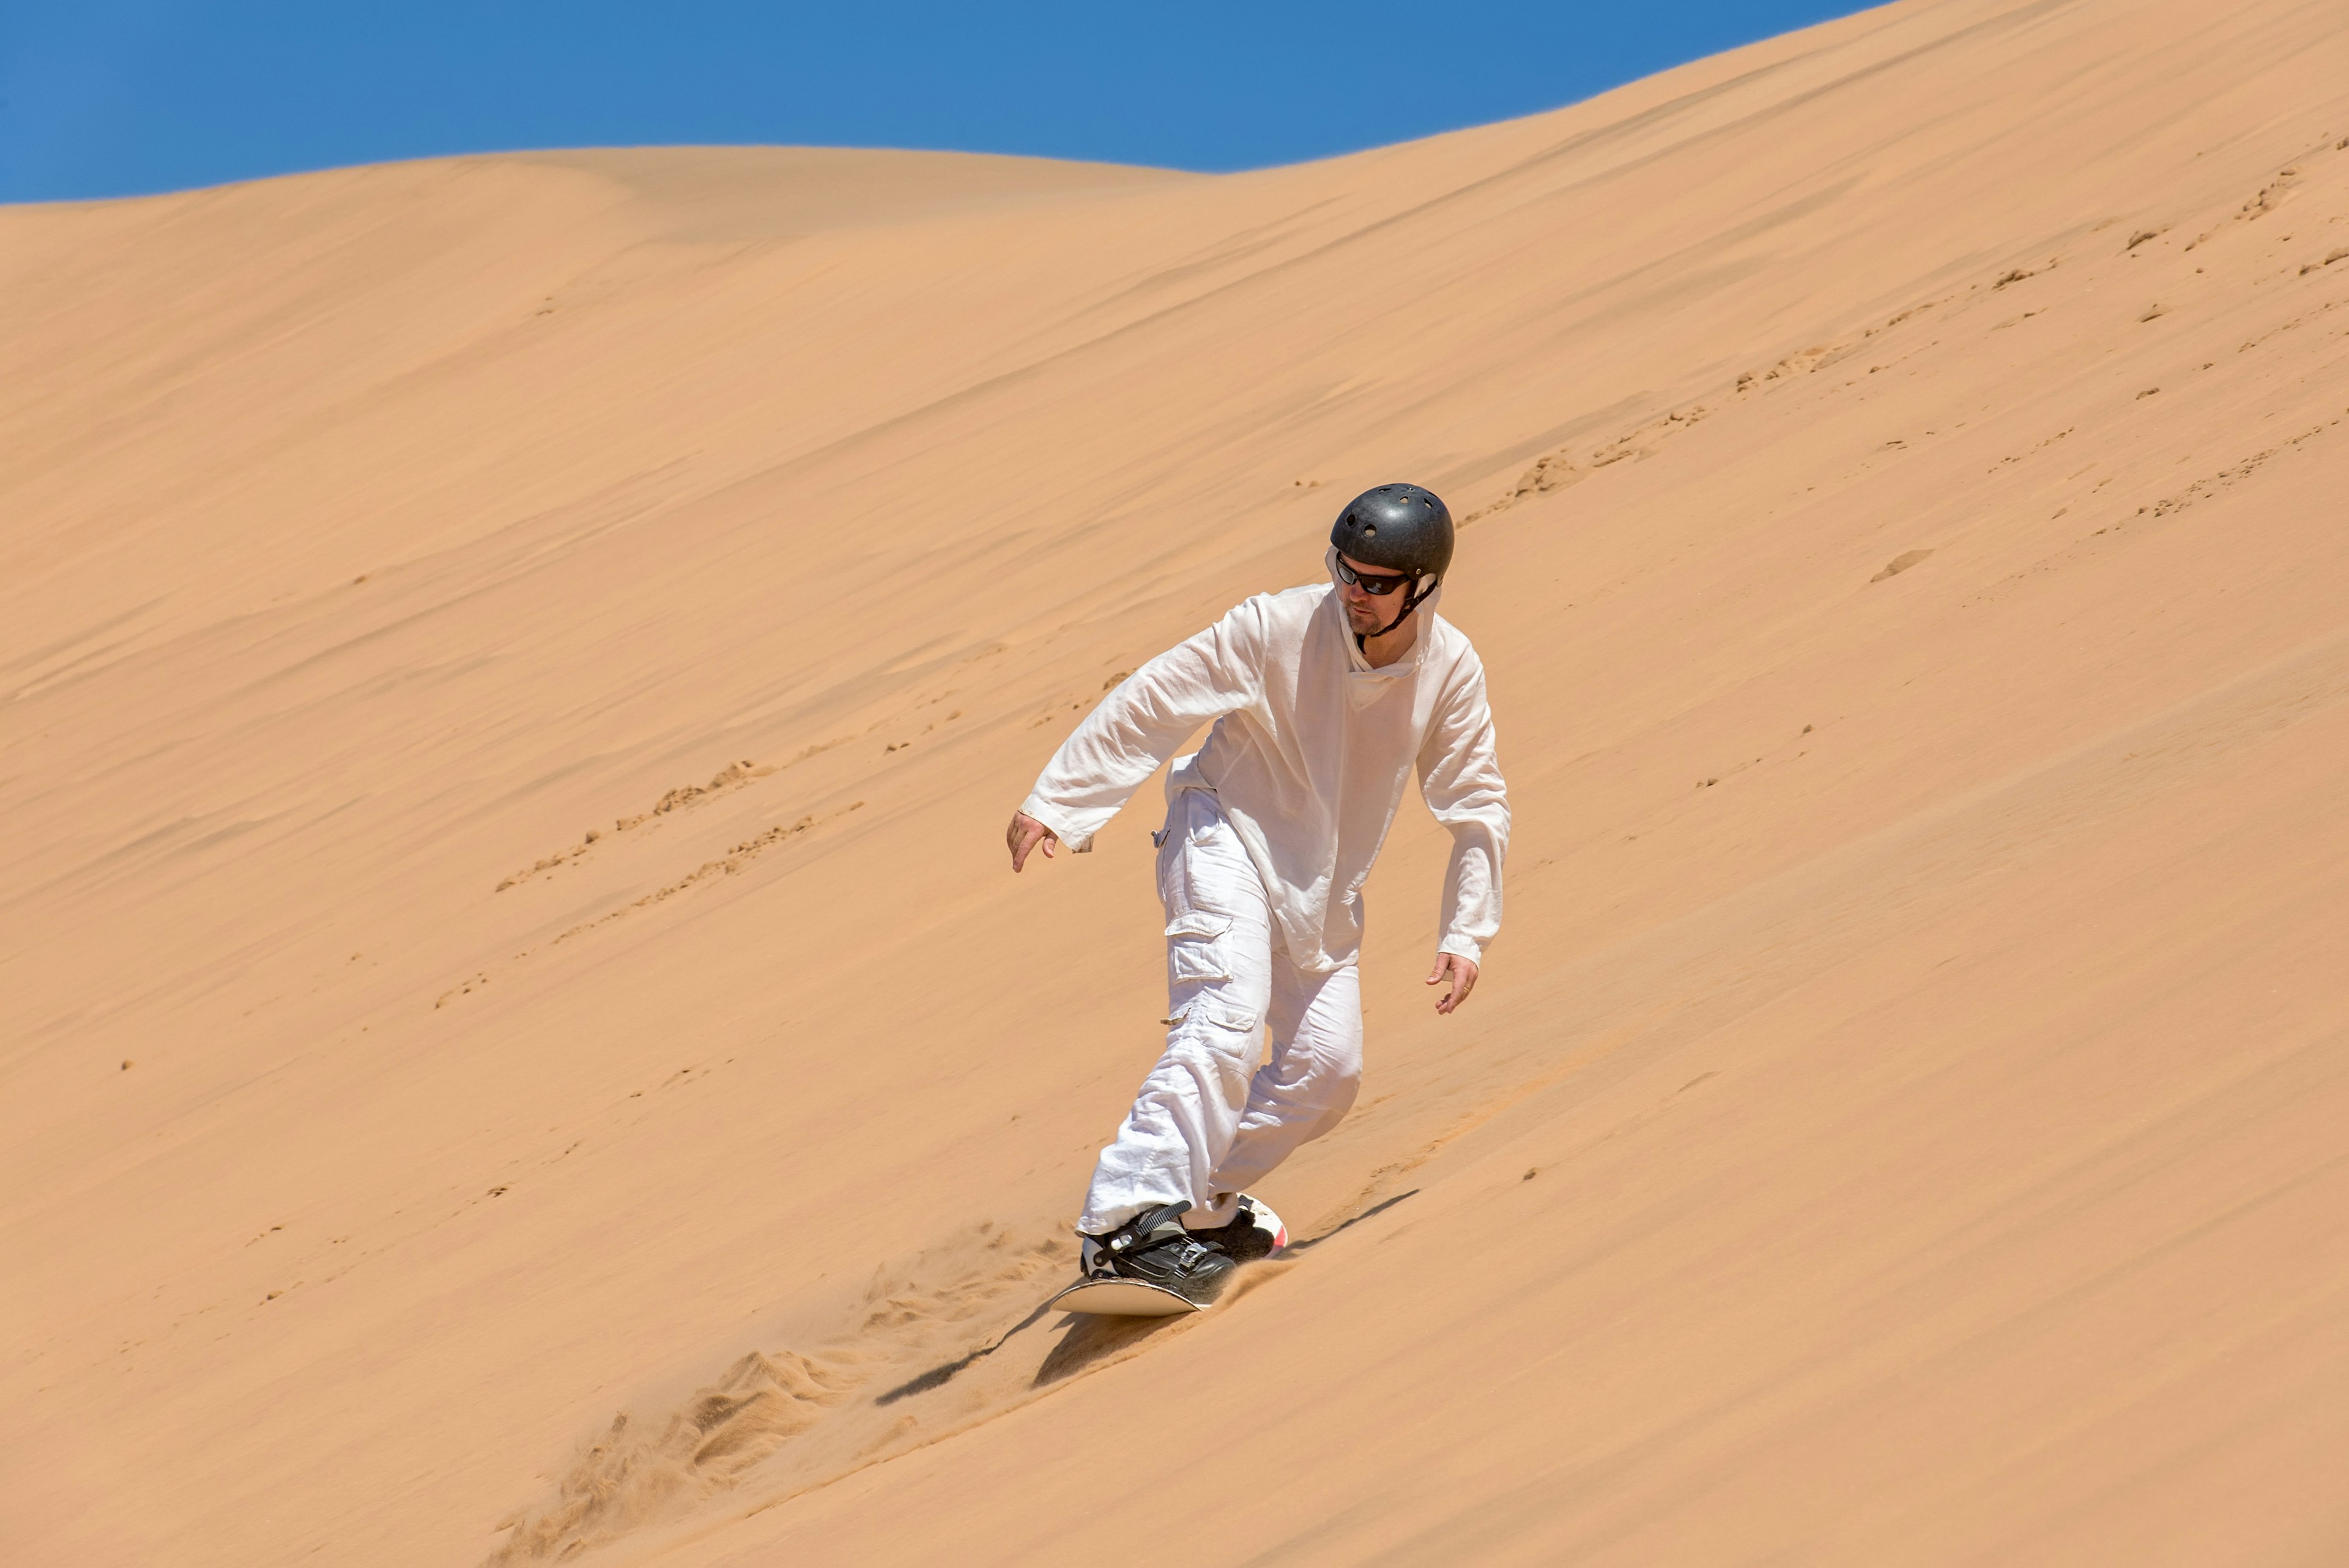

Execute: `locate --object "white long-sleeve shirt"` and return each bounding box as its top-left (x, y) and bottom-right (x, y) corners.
top-left (1019, 570), bottom-right (1509, 973)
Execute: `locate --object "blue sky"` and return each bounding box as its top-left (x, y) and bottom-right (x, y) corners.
top-left (1, 2), bottom-right (1874, 204)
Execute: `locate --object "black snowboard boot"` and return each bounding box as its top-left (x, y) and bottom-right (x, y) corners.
top-left (1080, 1201), bottom-right (1237, 1306)
top-left (1187, 1193), bottom-right (1287, 1265)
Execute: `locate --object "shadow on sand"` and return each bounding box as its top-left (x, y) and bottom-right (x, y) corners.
top-left (874, 1188), bottom-right (1423, 1402)
top-left (1033, 1312), bottom-right (1171, 1385)
top-left (872, 1299), bottom-right (1055, 1406)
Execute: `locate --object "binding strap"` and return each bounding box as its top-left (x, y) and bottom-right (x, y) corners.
top-left (1102, 1200), bottom-right (1191, 1255)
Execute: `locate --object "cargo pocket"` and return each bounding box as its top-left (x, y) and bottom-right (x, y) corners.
top-left (1193, 997), bottom-right (1260, 1033)
top-left (1165, 911), bottom-right (1233, 984)
top-left (1159, 800), bottom-right (1231, 916)
top-left (1160, 996), bottom-right (1262, 1035)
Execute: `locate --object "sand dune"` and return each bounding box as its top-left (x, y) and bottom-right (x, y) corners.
top-left (4, 0), bottom-right (2347, 1562)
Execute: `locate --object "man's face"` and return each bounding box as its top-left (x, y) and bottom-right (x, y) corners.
top-left (1336, 553), bottom-right (1412, 636)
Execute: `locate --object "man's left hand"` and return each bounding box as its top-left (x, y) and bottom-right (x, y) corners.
top-left (1427, 953), bottom-right (1479, 1015)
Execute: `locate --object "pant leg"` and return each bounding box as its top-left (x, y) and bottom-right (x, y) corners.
top-left (1197, 951), bottom-right (1364, 1216)
top-left (1076, 792), bottom-right (1274, 1235)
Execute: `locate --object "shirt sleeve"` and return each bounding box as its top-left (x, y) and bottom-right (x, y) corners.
top-left (1018, 600), bottom-right (1268, 852)
top-left (1418, 652), bottom-right (1510, 964)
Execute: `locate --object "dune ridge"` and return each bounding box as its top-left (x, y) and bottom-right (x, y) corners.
top-left (5, 0), bottom-right (2348, 1563)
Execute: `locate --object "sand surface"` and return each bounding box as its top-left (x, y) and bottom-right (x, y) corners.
top-left (6, 0), bottom-right (2347, 1562)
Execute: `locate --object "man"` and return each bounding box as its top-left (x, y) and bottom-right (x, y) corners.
top-left (1006, 483), bottom-right (1509, 1304)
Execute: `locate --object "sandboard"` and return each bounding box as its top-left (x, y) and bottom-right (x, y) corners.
top-left (1050, 1197), bottom-right (1288, 1317)
top-left (1048, 1277), bottom-right (1206, 1317)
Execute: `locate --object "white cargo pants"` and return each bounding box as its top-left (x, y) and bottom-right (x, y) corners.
top-left (1077, 788), bottom-right (1364, 1235)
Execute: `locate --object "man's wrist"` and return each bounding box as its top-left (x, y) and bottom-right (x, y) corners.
top-left (1017, 796), bottom-right (1089, 852)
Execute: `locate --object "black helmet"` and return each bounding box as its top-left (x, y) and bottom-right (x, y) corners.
top-left (1330, 483), bottom-right (1452, 635)
top-left (1330, 483), bottom-right (1453, 579)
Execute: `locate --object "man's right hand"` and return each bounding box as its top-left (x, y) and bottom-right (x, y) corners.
top-left (1007, 811), bottom-right (1059, 872)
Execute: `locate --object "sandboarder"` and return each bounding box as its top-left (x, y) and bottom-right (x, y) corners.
top-left (1007, 484), bottom-right (1510, 1307)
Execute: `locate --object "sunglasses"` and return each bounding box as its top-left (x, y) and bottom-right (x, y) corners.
top-left (1334, 558), bottom-right (1413, 596)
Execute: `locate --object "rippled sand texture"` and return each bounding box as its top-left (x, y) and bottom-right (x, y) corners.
top-left (5, 1), bottom-right (2347, 1564)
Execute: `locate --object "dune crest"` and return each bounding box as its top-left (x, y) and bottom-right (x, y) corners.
top-left (5, 1), bottom-right (2348, 1564)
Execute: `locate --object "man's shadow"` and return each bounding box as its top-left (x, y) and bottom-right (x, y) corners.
top-left (874, 1189), bottom-right (1422, 1402)
top-left (1033, 1187), bottom-right (1422, 1383)
top-left (1033, 1312), bottom-right (1168, 1386)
